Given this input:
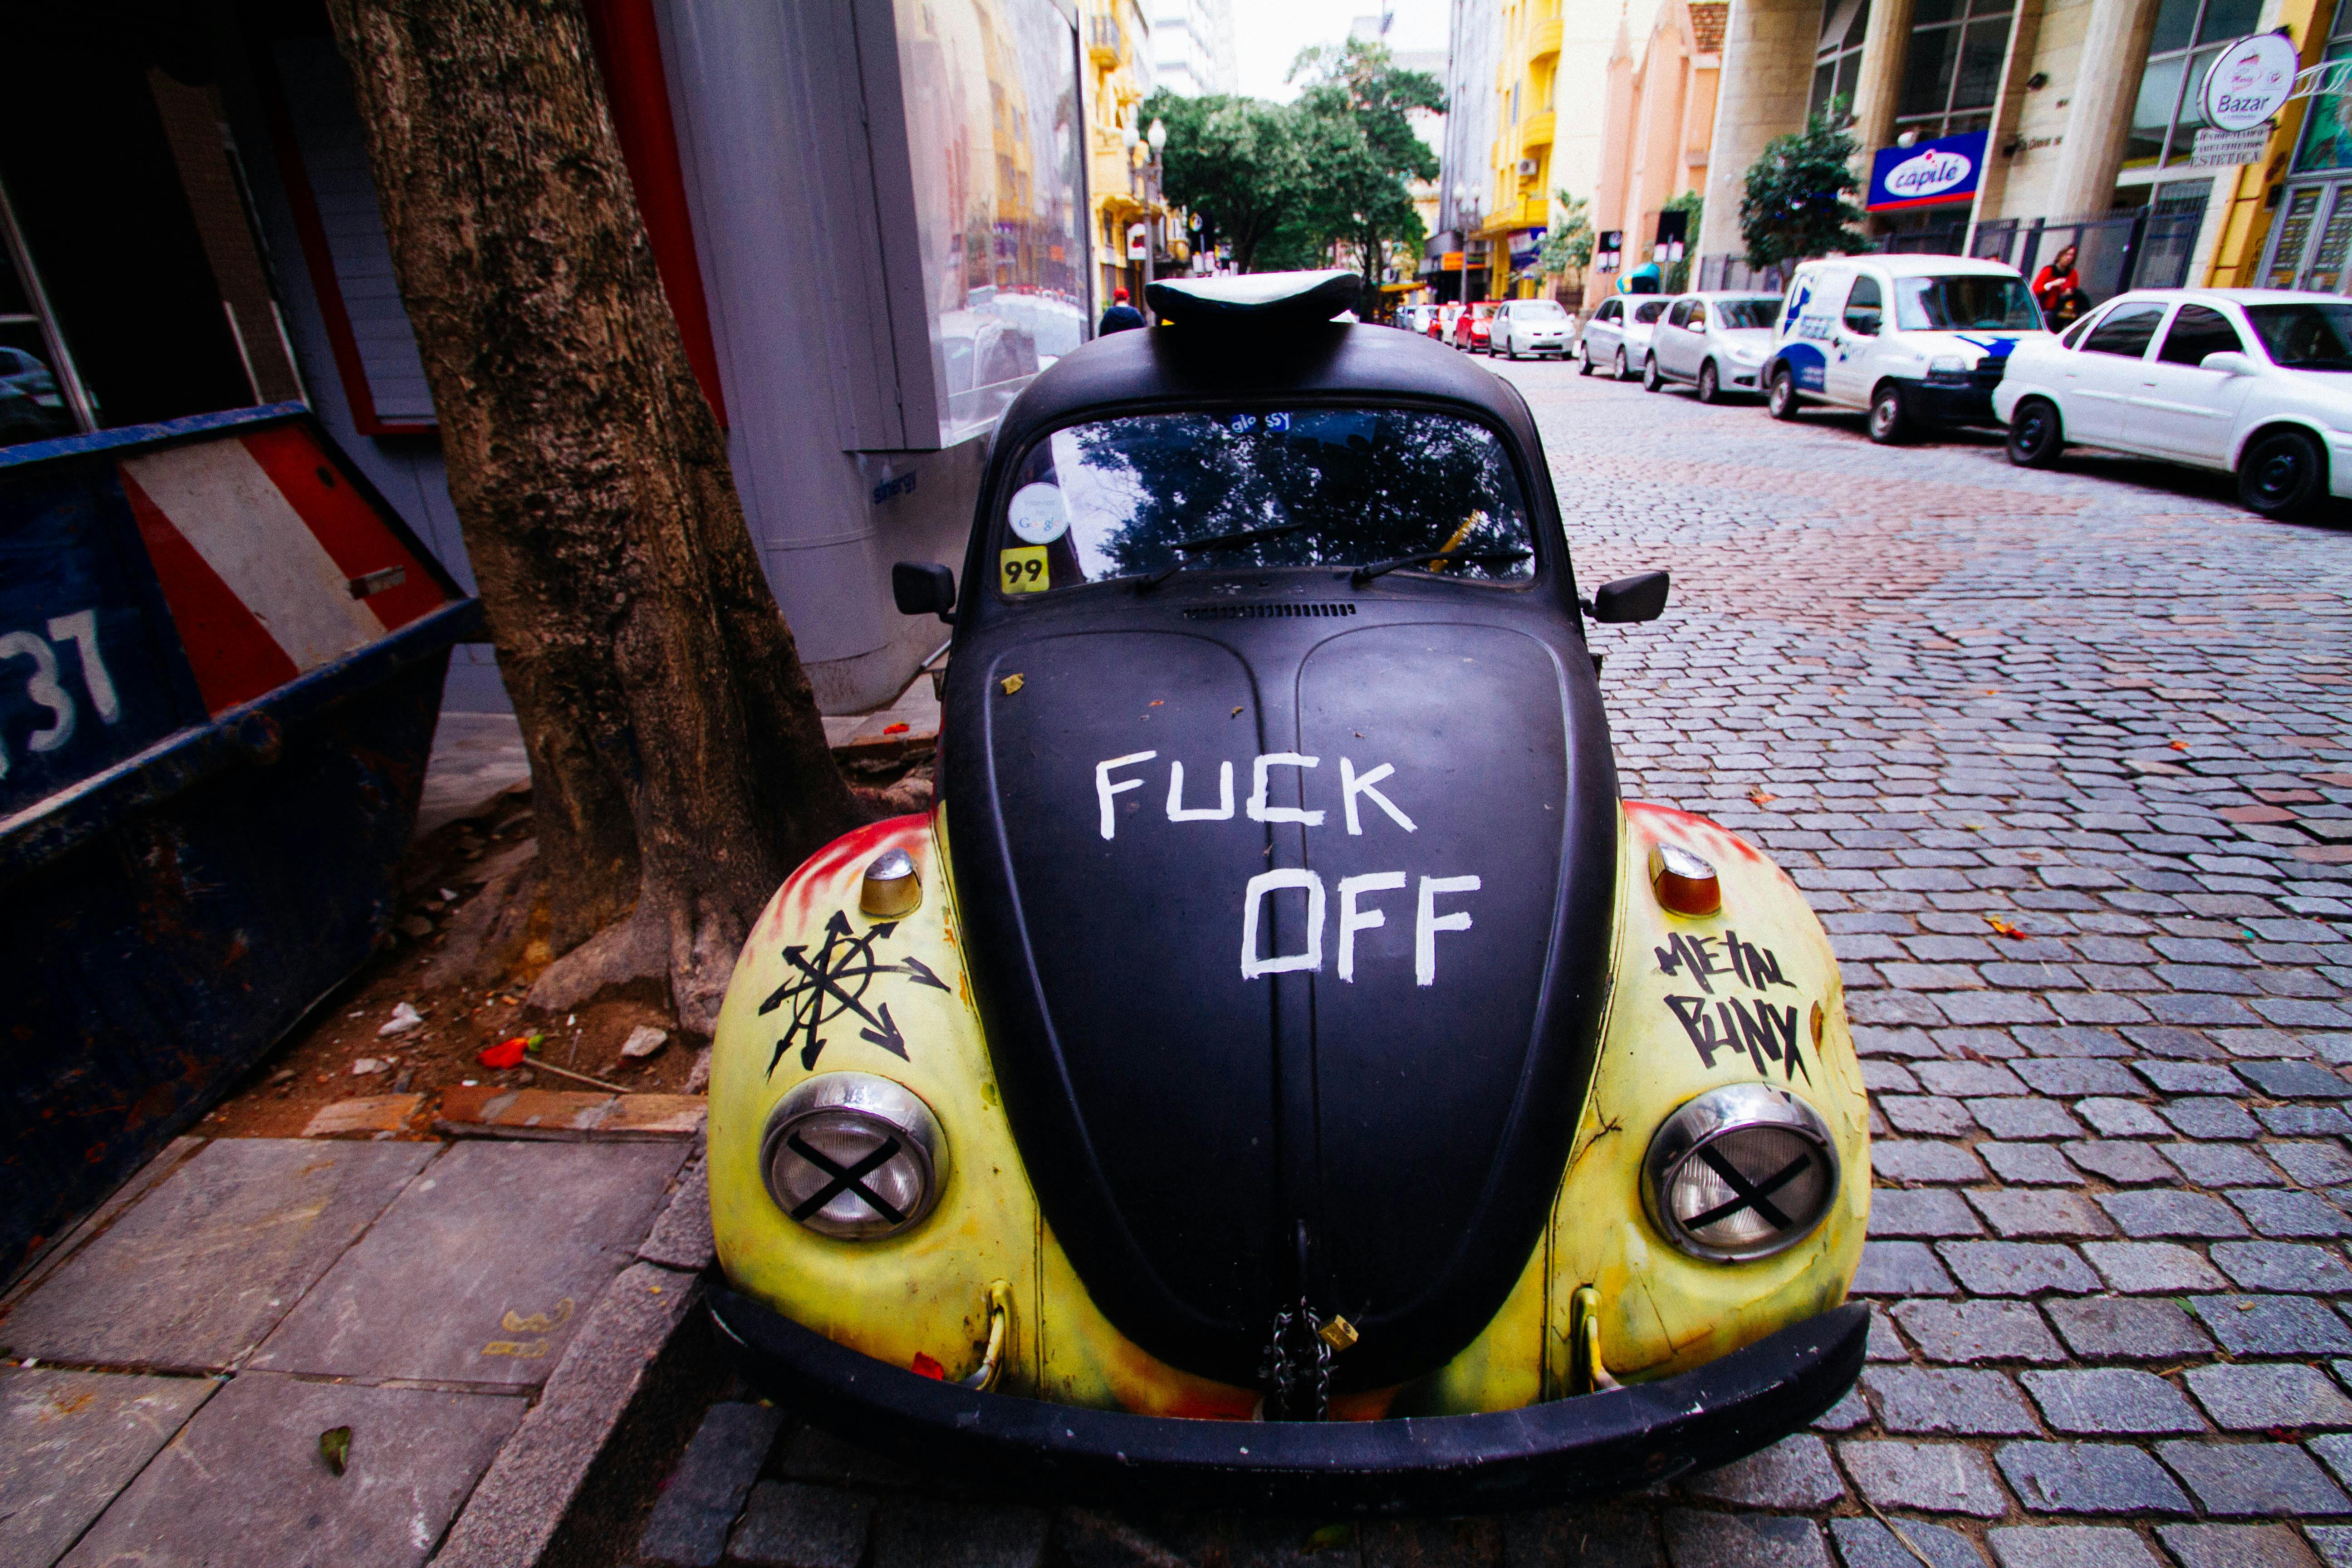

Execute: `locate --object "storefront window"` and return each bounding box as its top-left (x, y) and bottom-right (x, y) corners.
top-left (892, 0), bottom-right (1091, 444)
top-left (2294, 9), bottom-right (2352, 172)
top-left (2123, 0), bottom-right (2264, 172)
top-left (1894, 0), bottom-right (2015, 140)
top-left (1812, 0), bottom-right (1871, 122)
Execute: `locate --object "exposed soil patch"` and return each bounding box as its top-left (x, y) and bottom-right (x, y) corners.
top-left (198, 735), bottom-right (937, 1141)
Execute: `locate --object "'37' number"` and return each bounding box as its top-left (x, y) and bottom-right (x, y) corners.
top-left (0, 609), bottom-right (120, 777)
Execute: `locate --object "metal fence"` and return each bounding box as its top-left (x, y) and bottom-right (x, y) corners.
top-left (1969, 207), bottom-right (2203, 306)
top-left (1695, 255), bottom-right (1789, 291)
top-left (1696, 203), bottom-right (2200, 312)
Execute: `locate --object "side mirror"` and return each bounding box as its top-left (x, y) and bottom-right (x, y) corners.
top-left (892, 561), bottom-right (956, 622)
top-left (1590, 569), bottom-right (1671, 623)
top-left (2200, 350), bottom-right (2255, 376)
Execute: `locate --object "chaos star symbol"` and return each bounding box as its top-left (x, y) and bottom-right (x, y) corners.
top-left (757, 909), bottom-right (952, 1074)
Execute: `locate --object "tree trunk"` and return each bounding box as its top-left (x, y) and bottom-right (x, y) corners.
top-left (325, 0), bottom-right (864, 1032)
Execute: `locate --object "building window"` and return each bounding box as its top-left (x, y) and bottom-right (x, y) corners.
top-left (2123, 0), bottom-right (2264, 173)
top-left (1894, 0), bottom-right (2015, 140)
top-left (1812, 0), bottom-right (1871, 122)
top-left (2295, 4), bottom-right (2352, 173)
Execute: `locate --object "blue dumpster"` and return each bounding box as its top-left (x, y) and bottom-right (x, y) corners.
top-left (0, 402), bottom-right (481, 1278)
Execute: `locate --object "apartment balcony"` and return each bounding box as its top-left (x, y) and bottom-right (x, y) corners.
top-left (1519, 111), bottom-right (1554, 151)
top-left (1088, 15), bottom-right (1123, 67)
top-left (1529, 17), bottom-right (1562, 62)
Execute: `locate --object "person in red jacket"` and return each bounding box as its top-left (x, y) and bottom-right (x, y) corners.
top-left (2031, 245), bottom-right (2080, 323)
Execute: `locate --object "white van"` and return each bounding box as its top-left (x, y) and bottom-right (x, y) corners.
top-left (1764, 254), bottom-right (2046, 442)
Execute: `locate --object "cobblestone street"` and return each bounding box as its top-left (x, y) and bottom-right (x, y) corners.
top-left (1539, 353), bottom-right (2352, 1568)
top-left (627, 355), bottom-right (2352, 1568)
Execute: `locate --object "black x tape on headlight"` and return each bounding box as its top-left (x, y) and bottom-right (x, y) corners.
top-left (1642, 1083), bottom-right (1838, 1262)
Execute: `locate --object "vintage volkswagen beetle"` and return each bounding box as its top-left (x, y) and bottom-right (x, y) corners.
top-left (706, 271), bottom-right (1871, 1511)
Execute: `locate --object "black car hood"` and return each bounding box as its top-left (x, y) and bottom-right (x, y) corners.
top-left (944, 587), bottom-right (1617, 1391)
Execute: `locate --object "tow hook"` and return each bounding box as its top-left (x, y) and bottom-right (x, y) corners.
top-left (1569, 1285), bottom-right (1621, 1394)
top-left (957, 1280), bottom-right (1012, 1391)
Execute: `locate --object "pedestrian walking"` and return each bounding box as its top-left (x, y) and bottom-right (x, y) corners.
top-left (1098, 287), bottom-right (1146, 335)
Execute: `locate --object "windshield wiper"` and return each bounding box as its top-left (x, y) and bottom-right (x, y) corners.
top-left (1136, 519), bottom-right (1313, 591)
top-left (1349, 545), bottom-right (1532, 586)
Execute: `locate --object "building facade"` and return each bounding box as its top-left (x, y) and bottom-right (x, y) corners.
top-left (1586, 0), bottom-right (1726, 307)
top-left (1696, 0), bottom-right (2344, 302)
top-left (1149, 0), bottom-right (1237, 95)
top-left (1475, 0), bottom-right (1568, 297)
top-left (1435, 0), bottom-right (1503, 299)
top-left (3, 0), bottom-right (1093, 717)
top-left (1086, 0), bottom-right (1175, 309)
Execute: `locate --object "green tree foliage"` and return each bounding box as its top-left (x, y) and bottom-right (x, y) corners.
top-left (1142, 90), bottom-right (1311, 274)
top-left (1537, 190), bottom-right (1592, 276)
top-left (1739, 113), bottom-right (1868, 273)
top-left (1661, 191), bottom-right (1703, 292)
top-left (1288, 39), bottom-right (1445, 293)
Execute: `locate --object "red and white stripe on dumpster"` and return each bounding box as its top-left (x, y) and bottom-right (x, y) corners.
top-left (120, 425), bottom-right (449, 715)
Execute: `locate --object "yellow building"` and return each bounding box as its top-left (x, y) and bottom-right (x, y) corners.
top-left (1084, 0), bottom-right (1167, 311)
top-left (1475, 0), bottom-right (1566, 294)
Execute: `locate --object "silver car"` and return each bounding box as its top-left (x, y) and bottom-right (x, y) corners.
top-left (1643, 292), bottom-right (1787, 402)
top-left (1492, 298), bottom-right (1574, 359)
top-left (1578, 295), bottom-right (1671, 381)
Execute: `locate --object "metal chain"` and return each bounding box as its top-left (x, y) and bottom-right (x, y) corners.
top-left (1256, 1298), bottom-right (1332, 1421)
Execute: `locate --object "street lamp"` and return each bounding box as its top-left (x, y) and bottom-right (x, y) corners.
top-left (1142, 118), bottom-right (1167, 295)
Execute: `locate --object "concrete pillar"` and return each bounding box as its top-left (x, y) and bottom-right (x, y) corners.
top-left (1849, 0), bottom-right (1919, 158)
top-left (1695, 0), bottom-right (1823, 261)
top-left (2044, 0), bottom-right (2164, 217)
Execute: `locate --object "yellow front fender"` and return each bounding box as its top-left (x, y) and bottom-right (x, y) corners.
top-left (709, 799), bottom-right (1869, 1418)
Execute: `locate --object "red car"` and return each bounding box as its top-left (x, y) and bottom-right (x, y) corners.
top-left (1450, 302), bottom-right (1496, 353)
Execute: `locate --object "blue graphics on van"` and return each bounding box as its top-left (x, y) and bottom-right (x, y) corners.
top-left (1956, 333), bottom-right (2021, 360)
top-left (1867, 131), bottom-right (1987, 212)
top-left (1773, 277), bottom-right (1827, 389)
top-left (1779, 342), bottom-right (1829, 391)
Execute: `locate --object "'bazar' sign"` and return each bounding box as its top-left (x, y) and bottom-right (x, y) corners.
top-left (2202, 31), bottom-right (2299, 131)
top-left (1867, 130), bottom-right (1987, 212)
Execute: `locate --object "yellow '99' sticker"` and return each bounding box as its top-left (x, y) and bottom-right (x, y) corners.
top-left (1000, 545), bottom-right (1049, 594)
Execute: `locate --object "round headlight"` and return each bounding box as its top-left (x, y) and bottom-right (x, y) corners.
top-left (1642, 1084), bottom-right (1838, 1261)
top-left (760, 1073), bottom-right (948, 1240)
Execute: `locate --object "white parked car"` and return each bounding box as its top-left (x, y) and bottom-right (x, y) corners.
top-left (1578, 295), bottom-right (1671, 381)
top-left (1995, 288), bottom-right (2352, 519)
top-left (1642, 292), bottom-right (1786, 402)
top-left (1492, 297), bottom-right (1575, 359)
top-left (1764, 254), bottom-right (2046, 441)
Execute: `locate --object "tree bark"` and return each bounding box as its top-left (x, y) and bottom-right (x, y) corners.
top-left (324, 0), bottom-right (864, 1032)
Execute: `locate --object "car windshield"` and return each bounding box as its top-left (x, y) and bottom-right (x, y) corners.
top-left (995, 408), bottom-right (1535, 594)
top-left (1633, 301), bottom-right (1669, 323)
top-left (2245, 302), bottom-right (2352, 369)
top-left (1516, 299), bottom-right (1568, 317)
top-left (1892, 275), bottom-right (2040, 331)
top-left (1717, 297), bottom-right (1782, 329)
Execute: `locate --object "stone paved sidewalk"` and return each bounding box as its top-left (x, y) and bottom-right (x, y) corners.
top-left (0, 1132), bottom-right (702, 1567)
top-left (627, 358), bottom-right (2352, 1568)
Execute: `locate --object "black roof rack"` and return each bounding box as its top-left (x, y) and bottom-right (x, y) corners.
top-left (1144, 269), bottom-right (1363, 329)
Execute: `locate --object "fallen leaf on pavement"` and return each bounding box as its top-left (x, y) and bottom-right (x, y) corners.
top-left (319, 1426), bottom-right (352, 1477)
top-left (477, 1038), bottom-right (528, 1070)
top-left (1984, 915), bottom-right (2026, 939)
top-left (999, 673), bottom-right (1025, 695)
top-left (1748, 788), bottom-right (1777, 806)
